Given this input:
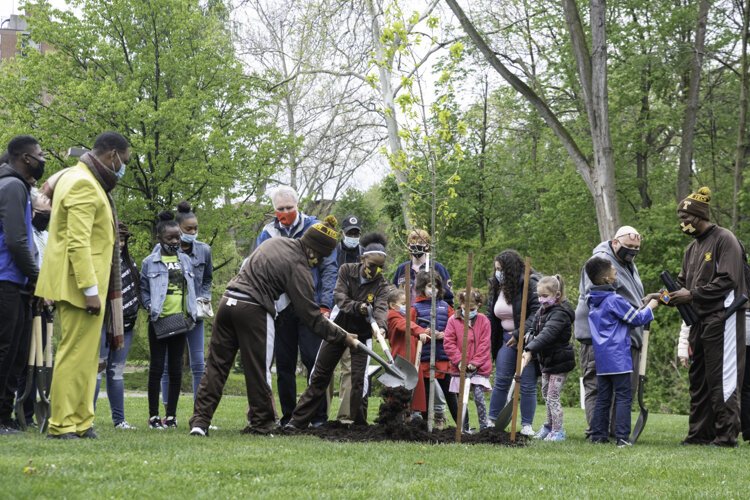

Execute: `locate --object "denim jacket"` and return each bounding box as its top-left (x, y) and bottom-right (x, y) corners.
top-left (152, 240), bottom-right (213, 300)
top-left (141, 247), bottom-right (197, 322)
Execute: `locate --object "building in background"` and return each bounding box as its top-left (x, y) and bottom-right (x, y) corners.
top-left (1, 14), bottom-right (50, 60)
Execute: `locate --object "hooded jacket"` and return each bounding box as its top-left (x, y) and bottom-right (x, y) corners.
top-left (0, 164), bottom-right (38, 285)
top-left (330, 263), bottom-right (389, 341)
top-left (575, 241), bottom-right (645, 348)
top-left (443, 312), bottom-right (492, 377)
top-left (586, 285), bottom-right (653, 375)
top-left (525, 301), bottom-right (576, 374)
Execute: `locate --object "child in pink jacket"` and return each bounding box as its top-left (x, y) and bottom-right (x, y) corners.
top-left (444, 289), bottom-right (492, 431)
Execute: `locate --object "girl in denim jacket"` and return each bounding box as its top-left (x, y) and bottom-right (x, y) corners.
top-left (141, 211), bottom-right (197, 429)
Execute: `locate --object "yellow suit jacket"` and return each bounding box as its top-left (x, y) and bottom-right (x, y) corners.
top-left (36, 163), bottom-right (115, 308)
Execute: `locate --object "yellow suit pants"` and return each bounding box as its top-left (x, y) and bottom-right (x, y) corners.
top-left (48, 301), bottom-right (104, 435)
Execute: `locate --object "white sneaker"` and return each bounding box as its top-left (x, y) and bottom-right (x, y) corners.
top-left (114, 421), bottom-right (136, 430)
top-left (520, 424), bottom-right (535, 436)
top-left (189, 426), bottom-right (207, 437)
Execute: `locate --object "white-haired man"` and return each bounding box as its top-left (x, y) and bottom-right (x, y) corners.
top-left (575, 226), bottom-right (644, 438)
top-left (255, 186), bottom-right (337, 427)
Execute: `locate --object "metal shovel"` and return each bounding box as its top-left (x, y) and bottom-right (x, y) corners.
top-left (630, 325), bottom-right (650, 444)
top-left (31, 315), bottom-right (50, 431)
top-left (38, 315), bottom-right (54, 434)
top-left (14, 317), bottom-right (37, 431)
top-left (368, 306), bottom-right (419, 391)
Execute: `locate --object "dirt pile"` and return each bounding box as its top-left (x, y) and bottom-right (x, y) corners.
top-left (287, 387), bottom-right (524, 446)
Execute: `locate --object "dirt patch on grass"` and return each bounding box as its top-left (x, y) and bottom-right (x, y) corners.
top-left (287, 387), bottom-right (524, 446)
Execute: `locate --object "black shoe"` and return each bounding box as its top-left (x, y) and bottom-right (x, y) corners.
top-left (189, 426), bottom-right (208, 437)
top-left (242, 423), bottom-right (280, 435)
top-left (590, 437), bottom-right (609, 444)
top-left (164, 416), bottom-right (178, 429)
top-left (282, 421), bottom-right (306, 434)
top-left (0, 425), bottom-right (21, 435)
top-left (47, 432), bottom-right (80, 440)
top-left (78, 428), bottom-right (98, 439)
top-left (616, 438), bottom-right (632, 448)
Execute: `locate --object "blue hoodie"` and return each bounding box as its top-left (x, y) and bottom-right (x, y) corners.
top-left (586, 285), bottom-right (653, 375)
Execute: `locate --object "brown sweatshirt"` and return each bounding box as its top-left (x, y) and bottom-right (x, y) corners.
top-left (227, 237), bottom-right (344, 344)
top-left (332, 263), bottom-right (389, 339)
top-left (677, 225), bottom-right (747, 317)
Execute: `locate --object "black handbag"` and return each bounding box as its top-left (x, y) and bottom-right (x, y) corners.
top-left (152, 270), bottom-right (194, 340)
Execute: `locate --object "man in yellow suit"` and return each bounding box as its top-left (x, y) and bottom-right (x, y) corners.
top-left (36, 132), bottom-right (130, 439)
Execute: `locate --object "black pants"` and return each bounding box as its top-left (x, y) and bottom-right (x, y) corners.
top-left (742, 344), bottom-right (750, 441)
top-left (423, 375), bottom-right (458, 423)
top-left (292, 338), bottom-right (368, 426)
top-left (274, 306), bottom-right (326, 425)
top-left (148, 323), bottom-right (186, 418)
top-left (687, 312), bottom-right (745, 446)
top-left (191, 297), bottom-right (277, 432)
top-left (0, 282), bottom-right (31, 423)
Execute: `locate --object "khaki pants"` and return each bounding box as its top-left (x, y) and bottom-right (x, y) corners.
top-left (48, 301), bottom-right (104, 435)
top-left (336, 349), bottom-right (352, 421)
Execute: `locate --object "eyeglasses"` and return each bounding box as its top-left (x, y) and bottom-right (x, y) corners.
top-left (616, 232), bottom-right (642, 242)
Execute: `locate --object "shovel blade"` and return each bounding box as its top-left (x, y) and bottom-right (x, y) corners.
top-left (631, 410), bottom-right (648, 444)
top-left (377, 356), bottom-right (418, 390)
top-left (493, 379), bottom-right (516, 430)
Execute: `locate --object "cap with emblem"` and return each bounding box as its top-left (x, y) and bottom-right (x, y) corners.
top-left (341, 214), bottom-right (361, 234)
top-left (677, 186), bottom-right (711, 221)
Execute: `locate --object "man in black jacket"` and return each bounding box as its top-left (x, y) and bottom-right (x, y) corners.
top-left (0, 136), bottom-right (44, 434)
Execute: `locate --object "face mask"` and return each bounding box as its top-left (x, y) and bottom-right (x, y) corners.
top-left (615, 245), bottom-right (639, 263)
top-left (28, 155), bottom-right (45, 180)
top-left (495, 270), bottom-right (504, 283)
top-left (276, 210), bottom-right (298, 227)
top-left (114, 151), bottom-right (126, 180)
top-left (680, 220), bottom-right (698, 235)
top-left (409, 244), bottom-right (427, 257)
top-left (398, 305), bottom-right (406, 315)
top-left (363, 263), bottom-right (382, 280)
top-left (343, 236), bottom-right (360, 249)
top-left (539, 296), bottom-right (557, 307)
top-left (307, 249), bottom-right (319, 268)
top-left (463, 308), bottom-right (478, 319)
top-left (181, 232), bottom-right (197, 244)
top-left (32, 211), bottom-right (50, 231)
top-left (424, 287), bottom-right (433, 297)
top-left (161, 243), bottom-right (179, 255)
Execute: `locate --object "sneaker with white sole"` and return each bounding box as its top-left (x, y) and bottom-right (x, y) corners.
top-left (616, 438), bottom-right (632, 448)
top-left (148, 416), bottom-right (165, 430)
top-left (190, 426), bottom-right (208, 437)
top-left (114, 421), bottom-right (136, 430)
top-left (544, 430), bottom-right (566, 442)
top-left (520, 424), bottom-right (535, 436)
top-left (164, 416), bottom-right (177, 429)
top-left (534, 425), bottom-right (551, 440)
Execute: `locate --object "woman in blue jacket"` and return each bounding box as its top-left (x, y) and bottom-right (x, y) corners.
top-left (141, 211), bottom-right (197, 429)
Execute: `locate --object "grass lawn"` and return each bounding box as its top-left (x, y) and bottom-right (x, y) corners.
top-left (1, 376), bottom-right (748, 498)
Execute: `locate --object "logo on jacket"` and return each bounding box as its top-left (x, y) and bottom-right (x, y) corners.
top-left (704, 252), bottom-right (712, 262)
top-left (367, 293), bottom-right (374, 304)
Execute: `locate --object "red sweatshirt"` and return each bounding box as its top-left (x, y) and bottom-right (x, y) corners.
top-left (386, 308), bottom-right (426, 364)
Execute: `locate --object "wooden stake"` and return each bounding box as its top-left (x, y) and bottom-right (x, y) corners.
top-left (510, 257), bottom-right (532, 443)
top-left (404, 263), bottom-right (411, 362)
top-left (455, 252), bottom-right (474, 443)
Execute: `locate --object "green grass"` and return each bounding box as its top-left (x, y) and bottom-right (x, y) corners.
top-left (2, 384), bottom-right (749, 499)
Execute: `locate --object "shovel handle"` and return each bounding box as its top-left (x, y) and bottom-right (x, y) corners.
top-left (26, 322), bottom-right (37, 365)
top-left (45, 323), bottom-right (53, 367)
top-left (353, 339), bottom-right (395, 375)
top-left (33, 316), bottom-right (43, 368)
top-left (373, 324), bottom-right (395, 364)
top-left (414, 340), bottom-right (423, 369)
top-left (639, 329), bottom-right (650, 376)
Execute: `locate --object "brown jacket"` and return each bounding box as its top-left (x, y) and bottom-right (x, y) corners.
top-left (227, 237), bottom-right (344, 344)
top-left (332, 263), bottom-right (389, 340)
top-left (678, 225), bottom-right (747, 318)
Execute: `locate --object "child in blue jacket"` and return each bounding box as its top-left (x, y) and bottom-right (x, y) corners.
top-left (584, 257), bottom-right (659, 447)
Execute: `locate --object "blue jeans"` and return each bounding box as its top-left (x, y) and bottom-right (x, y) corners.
top-left (94, 327), bottom-right (135, 425)
top-left (488, 334), bottom-right (538, 425)
top-left (162, 320), bottom-right (204, 404)
top-left (592, 373), bottom-right (631, 441)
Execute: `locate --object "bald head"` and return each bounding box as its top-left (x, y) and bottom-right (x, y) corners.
top-left (611, 226), bottom-right (641, 263)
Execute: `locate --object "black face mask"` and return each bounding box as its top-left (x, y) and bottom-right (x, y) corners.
top-left (409, 244), bottom-right (427, 257)
top-left (32, 212), bottom-right (50, 231)
top-left (161, 243), bottom-right (180, 255)
top-left (615, 245), bottom-right (639, 263)
top-left (28, 155), bottom-right (45, 180)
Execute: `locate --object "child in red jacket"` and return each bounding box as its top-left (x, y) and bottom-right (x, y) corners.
top-left (444, 289), bottom-right (492, 431)
top-left (386, 287), bottom-right (429, 416)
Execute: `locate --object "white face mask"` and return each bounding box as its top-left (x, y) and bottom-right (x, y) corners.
top-left (343, 236), bottom-right (360, 249)
top-left (424, 287), bottom-right (433, 297)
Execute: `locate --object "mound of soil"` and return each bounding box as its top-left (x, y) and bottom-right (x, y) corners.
top-left (285, 387), bottom-right (525, 446)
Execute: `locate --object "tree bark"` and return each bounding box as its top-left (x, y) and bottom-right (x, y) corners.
top-left (677, 0), bottom-right (712, 202)
top-left (733, 0), bottom-right (750, 231)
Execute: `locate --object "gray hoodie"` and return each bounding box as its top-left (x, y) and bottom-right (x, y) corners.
top-left (574, 240), bottom-right (645, 348)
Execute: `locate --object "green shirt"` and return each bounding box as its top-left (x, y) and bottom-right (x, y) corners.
top-left (160, 254), bottom-right (184, 317)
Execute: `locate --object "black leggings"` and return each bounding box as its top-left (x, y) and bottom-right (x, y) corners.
top-left (423, 375), bottom-right (458, 423)
top-left (148, 324), bottom-right (186, 417)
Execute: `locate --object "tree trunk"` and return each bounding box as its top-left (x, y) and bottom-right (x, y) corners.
top-left (365, 0), bottom-right (411, 230)
top-left (733, 0), bottom-right (750, 231)
top-left (677, 0), bottom-right (712, 202)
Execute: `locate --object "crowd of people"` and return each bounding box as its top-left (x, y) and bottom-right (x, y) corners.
top-left (0, 133), bottom-right (748, 448)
